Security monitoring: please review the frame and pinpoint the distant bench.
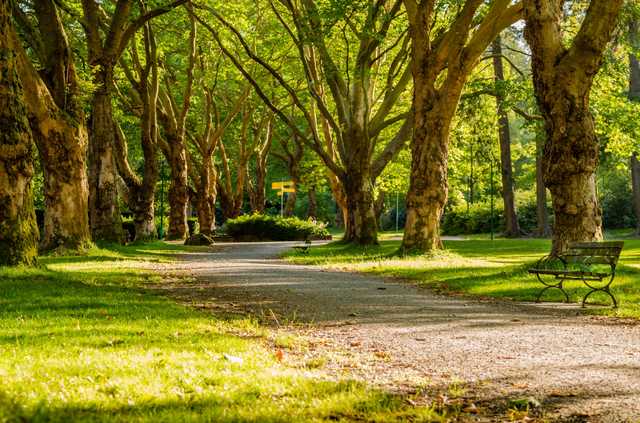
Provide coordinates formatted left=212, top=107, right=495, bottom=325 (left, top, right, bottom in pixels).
left=293, top=235, right=314, bottom=254
left=528, top=241, right=624, bottom=308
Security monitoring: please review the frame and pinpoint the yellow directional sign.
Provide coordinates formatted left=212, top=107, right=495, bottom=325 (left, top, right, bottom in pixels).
left=271, top=182, right=293, bottom=189
left=282, top=188, right=295, bottom=193
left=277, top=192, right=284, bottom=195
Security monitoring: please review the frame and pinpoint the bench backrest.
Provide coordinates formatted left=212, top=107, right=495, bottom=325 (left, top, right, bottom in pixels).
left=565, top=242, right=624, bottom=266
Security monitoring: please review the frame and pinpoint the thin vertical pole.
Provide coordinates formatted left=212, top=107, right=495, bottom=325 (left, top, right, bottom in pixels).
left=490, top=159, right=494, bottom=241
left=160, top=161, right=165, bottom=240
left=281, top=186, right=284, bottom=217
left=396, top=191, right=399, bottom=235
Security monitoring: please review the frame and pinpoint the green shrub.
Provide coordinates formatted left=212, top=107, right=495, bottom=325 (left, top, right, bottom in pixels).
left=441, top=201, right=506, bottom=235
left=226, top=213, right=329, bottom=240
left=441, top=191, right=554, bottom=236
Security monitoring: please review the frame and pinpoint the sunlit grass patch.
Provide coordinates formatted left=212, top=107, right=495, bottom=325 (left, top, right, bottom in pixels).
left=283, top=238, right=640, bottom=318
left=0, top=242, right=444, bottom=422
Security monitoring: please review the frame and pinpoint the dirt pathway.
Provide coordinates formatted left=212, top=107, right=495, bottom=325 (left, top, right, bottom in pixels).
left=162, top=242, right=640, bottom=422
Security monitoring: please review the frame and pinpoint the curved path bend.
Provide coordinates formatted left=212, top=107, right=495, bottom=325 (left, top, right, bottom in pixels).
left=164, top=241, right=640, bottom=422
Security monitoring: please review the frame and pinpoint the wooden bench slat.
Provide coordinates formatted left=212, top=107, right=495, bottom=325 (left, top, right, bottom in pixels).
left=528, top=269, right=608, bottom=278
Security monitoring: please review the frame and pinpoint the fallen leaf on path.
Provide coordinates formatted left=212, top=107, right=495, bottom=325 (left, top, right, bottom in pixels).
left=376, top=352, right=391, bottom=359
left=462, top=405, right=485, bottom=414
left=508, top=410, right=528, bottom=420
left=350, top=342, right=361, bottom=347
left=415, top=338, right=426, bottom=341
left=549, top=391, right=576, bottom=397
left=276, top=350, right=283, bottom=362
left=511, top=383, right=530, bottom=389
left=345, top=320, right=357, bottom=325
left=377, top=287, right=386, bottom=290
left=346, top=312, right=358, bottom=316
left=510, top=318, right=521, bottom=322
left=500, top=356, right=516, bottom=359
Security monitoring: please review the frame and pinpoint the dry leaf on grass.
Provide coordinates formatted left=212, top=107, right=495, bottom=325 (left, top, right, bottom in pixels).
left=276, top=350, right=283, bottom=362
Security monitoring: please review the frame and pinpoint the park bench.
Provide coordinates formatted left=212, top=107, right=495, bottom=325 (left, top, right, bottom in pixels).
left=293, top=235, right=314, bottom=254
left=528, top=241, right=624, bottom=308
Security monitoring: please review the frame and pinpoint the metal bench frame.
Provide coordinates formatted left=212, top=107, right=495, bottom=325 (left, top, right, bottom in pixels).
left=528, top=241, right=624, bottom=308
left=293, top=235, right=313, bottom=254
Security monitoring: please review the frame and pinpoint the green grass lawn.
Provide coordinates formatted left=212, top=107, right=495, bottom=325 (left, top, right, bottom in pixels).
left=0, top=242, right=441, bottom=422
left=283, top=237, right=640, bottom=318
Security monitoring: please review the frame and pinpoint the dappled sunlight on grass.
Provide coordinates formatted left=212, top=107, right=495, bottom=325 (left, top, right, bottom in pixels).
left=0, top=243, right=444, bottom=422
left=283, top=238, right=640, bottom=318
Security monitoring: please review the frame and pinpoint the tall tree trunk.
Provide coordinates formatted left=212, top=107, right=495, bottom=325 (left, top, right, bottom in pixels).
left=12, top=29, right=90, bottom=252
left=628, top=153, right=640, bottom=236
left=343, top=157, right=378, bottom=245
left=17, top=0, right=91, bottom=252
left=493, top=35, right=526, bottom=238
left=88, top=67, right=124, bottom=243
left=283, top=189, right=297, bottom=218
left=334, top=206, right=345, bottom=228
left=628, top=20, right=640, bottom=236
left=191, top=157, right=216, bottom=236
left=0, top=1, right=39, bottom=265
left=167, top=136, right=190, bottom=239
left=403, top=116, right=451, bottom=250
left=523, top=0, right=622, bottom=253
left=534, top=132, right=552, bottom=238
left=469, top=144, right=474, bottom=204
left=374, top=189, right=385, bottom=231
left=306, top=186, right=317, bottom=223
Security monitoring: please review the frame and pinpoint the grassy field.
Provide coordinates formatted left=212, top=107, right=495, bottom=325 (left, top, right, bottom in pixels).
left=0, top=242, right=442, bottom=422
left=283, top=236, right=640, bottom=318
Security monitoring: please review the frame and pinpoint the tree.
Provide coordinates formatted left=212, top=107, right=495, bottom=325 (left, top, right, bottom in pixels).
left=196, top=0, right=414, bottom=245
left=522, top=0, right=624, bottom=253
left=401, top=0, right=523, bottom=251
left=155, top=8, right=197, bottom=239
left=66, top=0, right=187, bottom=243
left=12, top=0, right=91, bottom=252
left=113, top=22, right=160, bottom=241
left=0, top=0, right=38, bottom=265
left=493, top=35, right=526, bottom=238
left=627, top=12, right=640, bottom=236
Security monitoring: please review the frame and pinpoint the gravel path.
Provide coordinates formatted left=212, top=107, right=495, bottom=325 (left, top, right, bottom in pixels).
left=163, top=241, right=640, bottom=422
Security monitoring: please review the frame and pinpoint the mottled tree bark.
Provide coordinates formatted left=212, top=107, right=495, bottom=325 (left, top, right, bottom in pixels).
left=11, top=3, right=90, bottom=252
left=534, top=132, right=552, bottom=238
left=374, top=189, right=385, bottom=231
left=0, top=0, right=38, bottom=265
left=190, top=157, right=216, bottom=237
left=401, top=0, right=523, bottom=251
left=493, top=36, right=526, bottom=238
left=523, top=0, right=622, bottom=253
left=629, top=153, right=640, bottom=236
left=283, top=189, right=298, bottom=218
left=306, top=186, right=317, bottom=223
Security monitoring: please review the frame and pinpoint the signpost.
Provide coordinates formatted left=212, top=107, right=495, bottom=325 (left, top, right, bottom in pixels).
left=271, top=182, right=294, bottom=216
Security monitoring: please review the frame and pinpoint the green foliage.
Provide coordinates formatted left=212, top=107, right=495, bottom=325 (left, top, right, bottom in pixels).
left=226, top=214, right=329, bottom=240
left=441, top=201, right=506, bottom=236
left=599, top=169, right=636, bottom=230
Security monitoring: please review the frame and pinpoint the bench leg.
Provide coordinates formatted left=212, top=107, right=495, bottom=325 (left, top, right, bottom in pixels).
left=581, top=285, right=618, bottom=308
left=536, top=280, right=570, bottom=303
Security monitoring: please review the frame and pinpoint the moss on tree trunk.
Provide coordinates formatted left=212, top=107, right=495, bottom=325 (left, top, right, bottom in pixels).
left=0, top=0, right=39, bottom=265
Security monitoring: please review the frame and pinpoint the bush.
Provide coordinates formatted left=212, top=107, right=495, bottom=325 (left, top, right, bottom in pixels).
left=441, top=201, right=506, bottom=236
left=226, top=213, right=329, bottom=240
